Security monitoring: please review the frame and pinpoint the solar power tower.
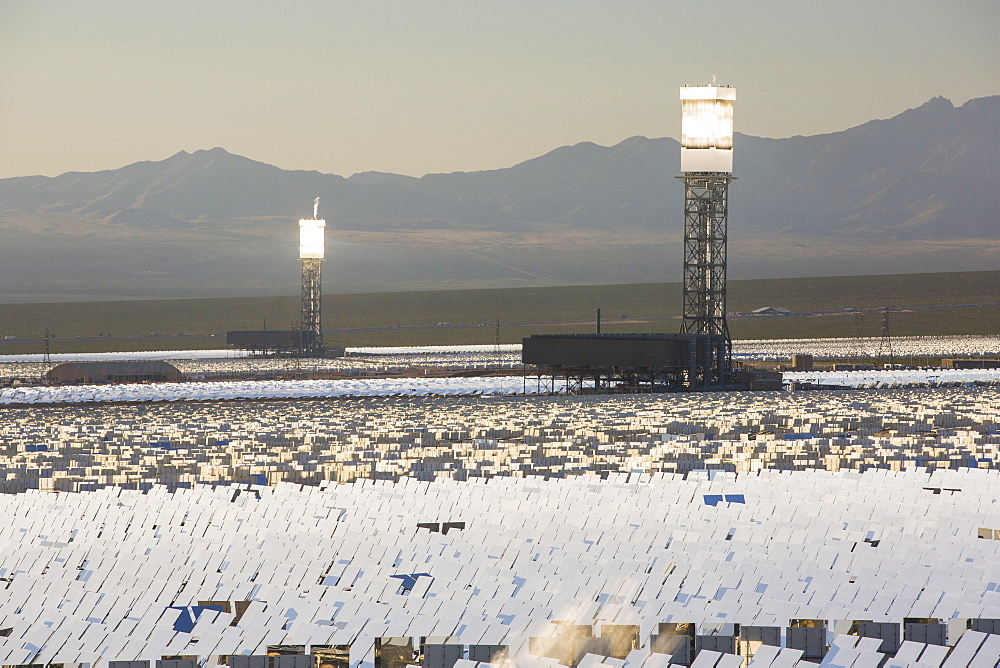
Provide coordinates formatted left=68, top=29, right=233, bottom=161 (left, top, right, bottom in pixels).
left=678, top=81, right=736, bottom=384
left=299, top=197, right=326, bottom=355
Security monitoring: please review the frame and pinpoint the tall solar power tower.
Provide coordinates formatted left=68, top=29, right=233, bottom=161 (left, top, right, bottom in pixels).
left=678, top=81, right=736, bottom=385
left=299, top=197, right=326, bottom=355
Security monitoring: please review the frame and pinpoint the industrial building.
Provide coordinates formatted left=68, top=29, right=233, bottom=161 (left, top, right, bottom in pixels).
left=46, top=361, right=183, bottom=384
left=941, top=359, right=1000, bottom=369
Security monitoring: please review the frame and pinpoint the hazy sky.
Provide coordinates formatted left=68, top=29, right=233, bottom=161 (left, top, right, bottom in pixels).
left=2, top=0, right=998, bottom=179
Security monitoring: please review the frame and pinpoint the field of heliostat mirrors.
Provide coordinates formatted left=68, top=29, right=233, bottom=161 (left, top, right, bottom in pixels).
left=1, top=335, right=1000, bottom=668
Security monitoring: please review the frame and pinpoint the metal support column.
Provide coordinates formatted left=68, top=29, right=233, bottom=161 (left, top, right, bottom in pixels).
left=301, top=258, right=323, bottom=355
left=678, top=172, right=735, bottom=385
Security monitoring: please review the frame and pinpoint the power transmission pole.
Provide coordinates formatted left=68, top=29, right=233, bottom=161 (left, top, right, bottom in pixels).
left=852, top=311, right=866, bottom=363
left=876, top=307, right=894, bottom=366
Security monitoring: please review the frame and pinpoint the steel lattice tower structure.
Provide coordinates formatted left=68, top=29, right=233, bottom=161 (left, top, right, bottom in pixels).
left=299, top=198, right=326, bottom=355
left=678, top=82, right=736, bottom=385
left=301, top=259, right=322, bottom=352
left=876, top=306, right=894, bottom=366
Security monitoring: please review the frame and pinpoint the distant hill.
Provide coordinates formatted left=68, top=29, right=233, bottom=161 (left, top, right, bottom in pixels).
left=736, top=95, right=1000, bottom=238
left=0, top=95, right=998, bottom=301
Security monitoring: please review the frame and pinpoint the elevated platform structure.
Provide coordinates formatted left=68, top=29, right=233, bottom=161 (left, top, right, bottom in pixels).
left=522, top=333, right=730, bottom=392
left=226, top=330, right=344, bottom=358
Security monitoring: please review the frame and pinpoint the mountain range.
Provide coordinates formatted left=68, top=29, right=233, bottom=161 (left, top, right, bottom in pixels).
left=1, top=95, right=998, bottom=301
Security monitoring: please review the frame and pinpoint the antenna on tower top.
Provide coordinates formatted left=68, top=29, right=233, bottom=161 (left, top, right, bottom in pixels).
left=313, top=197, right=320, bottom=219
left=711, top=74, right=718, bottom=86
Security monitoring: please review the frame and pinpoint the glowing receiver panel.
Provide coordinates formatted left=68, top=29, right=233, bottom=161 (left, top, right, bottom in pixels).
left=680, top=85, right=736, bottom=172
left=299, top=219, right=326, bottom=259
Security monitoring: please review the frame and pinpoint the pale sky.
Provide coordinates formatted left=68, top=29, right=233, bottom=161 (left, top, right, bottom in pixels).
left=2, top=0, right=998, bottom=179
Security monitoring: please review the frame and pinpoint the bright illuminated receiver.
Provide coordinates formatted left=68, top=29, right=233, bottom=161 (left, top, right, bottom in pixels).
left=680, top=85, right=735, bottom=173
left=299, top=218, right=326, bottom=259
